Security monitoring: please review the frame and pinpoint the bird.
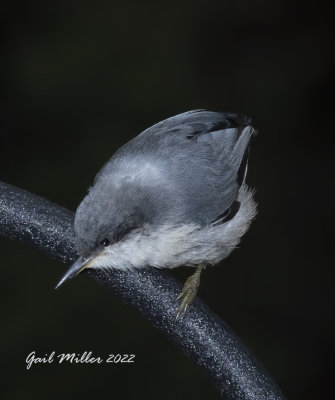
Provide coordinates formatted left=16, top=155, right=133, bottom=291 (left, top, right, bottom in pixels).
left=55, top=110, right=257, bottom=319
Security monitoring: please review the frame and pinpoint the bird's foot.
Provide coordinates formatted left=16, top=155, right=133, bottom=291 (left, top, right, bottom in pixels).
left=175, top=264, right=204, bottom=321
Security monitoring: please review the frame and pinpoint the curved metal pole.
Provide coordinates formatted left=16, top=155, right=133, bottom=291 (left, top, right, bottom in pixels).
left=0, top=181, right=285, bottom=400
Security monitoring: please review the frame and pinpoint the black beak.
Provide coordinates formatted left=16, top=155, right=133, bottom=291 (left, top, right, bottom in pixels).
left=55, top=256, right=94, bottom=289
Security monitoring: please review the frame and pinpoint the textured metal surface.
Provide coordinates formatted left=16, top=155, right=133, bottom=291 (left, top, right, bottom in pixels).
left=0, top=181, right=286, bottom=399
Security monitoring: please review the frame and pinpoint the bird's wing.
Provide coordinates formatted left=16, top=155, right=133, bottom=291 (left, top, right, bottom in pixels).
left=140, top=110, right=255, bottom=225
left=99, top=110, right=255, bottom=226
left=140, top=110, right=252, bottom=170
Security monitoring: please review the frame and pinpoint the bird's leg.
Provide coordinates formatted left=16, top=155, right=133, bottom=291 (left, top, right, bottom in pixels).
left=175, top=263, right=205, bottom=321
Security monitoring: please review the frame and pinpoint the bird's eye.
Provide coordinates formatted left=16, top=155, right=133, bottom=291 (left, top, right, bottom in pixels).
left=100, top=238, right=110, bottom=247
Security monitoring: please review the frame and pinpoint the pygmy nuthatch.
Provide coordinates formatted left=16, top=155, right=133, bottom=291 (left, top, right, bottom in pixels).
left=56, top=110, right=257, bottom=319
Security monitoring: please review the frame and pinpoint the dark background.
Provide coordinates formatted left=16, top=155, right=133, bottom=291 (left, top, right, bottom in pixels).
left=1, top=1, right=334, bottom=399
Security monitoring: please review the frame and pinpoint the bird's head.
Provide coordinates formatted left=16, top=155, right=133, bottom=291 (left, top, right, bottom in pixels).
left=55, top=179, right=147, bottom=289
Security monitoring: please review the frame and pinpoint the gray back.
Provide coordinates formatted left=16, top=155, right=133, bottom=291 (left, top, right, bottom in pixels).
left=94, top=110, right=255, bottom=226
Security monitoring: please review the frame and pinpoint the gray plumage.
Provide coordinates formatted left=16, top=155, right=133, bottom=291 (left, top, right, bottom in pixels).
left=73, top=110, right=257, bottom=271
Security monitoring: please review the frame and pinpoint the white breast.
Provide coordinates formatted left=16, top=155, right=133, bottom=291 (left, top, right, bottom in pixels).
left=88, top=184, right=257, bottom=271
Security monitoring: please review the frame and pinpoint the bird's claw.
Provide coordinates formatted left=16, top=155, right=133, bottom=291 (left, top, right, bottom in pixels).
left=174, top=274, right=200, bottom=322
